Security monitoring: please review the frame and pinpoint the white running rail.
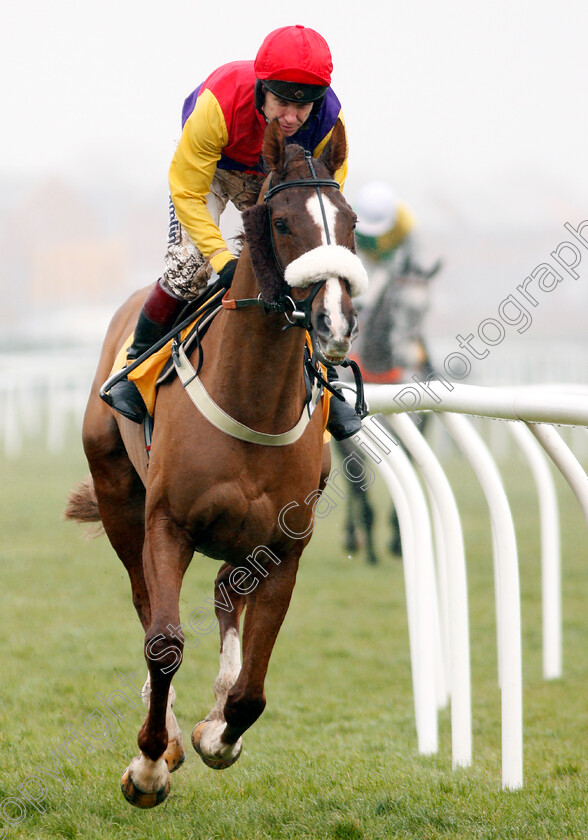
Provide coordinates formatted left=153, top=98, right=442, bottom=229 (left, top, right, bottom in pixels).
left=339, top=380, right=588, bottom=791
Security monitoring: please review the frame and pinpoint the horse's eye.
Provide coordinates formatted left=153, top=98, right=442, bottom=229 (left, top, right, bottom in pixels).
left=273, top=219, right=290, bottom=235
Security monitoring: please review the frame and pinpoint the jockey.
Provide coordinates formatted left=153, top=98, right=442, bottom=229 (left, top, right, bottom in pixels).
left=353, top=181, right=416, bottom=299
left=352, top=180, right=439, bottom=382
left=103, top=24, right=361, bottom=439
left=353, top=180, right=438, bottom=303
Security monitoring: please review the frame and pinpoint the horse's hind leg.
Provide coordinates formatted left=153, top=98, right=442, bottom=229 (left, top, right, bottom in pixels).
left=192, top=563, right=246, bottom=769
left=83, top=404, right=151, bottom=627
left=194, top=552, right=300, bottom=768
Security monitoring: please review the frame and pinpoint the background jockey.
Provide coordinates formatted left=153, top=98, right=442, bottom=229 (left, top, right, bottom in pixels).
left=353, top=181, right=418, bottom=309
left=104, top=24, right=361, bottom=440
left=351, top=180, right=441, bottom=383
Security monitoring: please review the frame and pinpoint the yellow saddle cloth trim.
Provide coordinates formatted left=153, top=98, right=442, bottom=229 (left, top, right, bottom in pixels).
left=112, top=327, right=188, bottom=417
left=111, top=325, right=331, bottom=439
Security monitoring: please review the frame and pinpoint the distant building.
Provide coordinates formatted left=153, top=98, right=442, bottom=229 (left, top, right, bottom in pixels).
left=29, top=238, right=125, bottom=304
left=3, top=178, right=127, bottom=309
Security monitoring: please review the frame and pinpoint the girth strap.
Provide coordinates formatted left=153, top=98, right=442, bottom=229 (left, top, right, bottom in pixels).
left=172, top=342, right=323, bottom=446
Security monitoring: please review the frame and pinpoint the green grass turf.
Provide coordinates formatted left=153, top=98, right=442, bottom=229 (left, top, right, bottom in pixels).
left=0, top=434, right=587, bottom=839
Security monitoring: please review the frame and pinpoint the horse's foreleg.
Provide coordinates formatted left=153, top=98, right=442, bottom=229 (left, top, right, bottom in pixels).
left=348, top=479, right=378, bottom=565
left=359, top=488, right=378, bottom=565
left=141, top=675, right=185, bottom=772
left=193, top=563, right=246, bottom=769
left=344, top=489, right=360, bottom=554
left=333, top=441, right=359, bottom=554
left=195, top=553, right=300, bottom=768
left=121, top=518, right=191, bottom=809
left=389, top=505, right=402, bottom=556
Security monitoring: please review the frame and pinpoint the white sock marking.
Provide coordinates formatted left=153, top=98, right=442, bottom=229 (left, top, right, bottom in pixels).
left=212, top=627, right=241, bottom=716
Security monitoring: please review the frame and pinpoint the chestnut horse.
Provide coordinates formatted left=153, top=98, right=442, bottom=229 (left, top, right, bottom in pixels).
left=65, top=119, right=367, bottom=808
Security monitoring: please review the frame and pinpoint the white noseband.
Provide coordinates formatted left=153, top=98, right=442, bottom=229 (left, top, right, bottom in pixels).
left=284, top=245, right=369, bottom=297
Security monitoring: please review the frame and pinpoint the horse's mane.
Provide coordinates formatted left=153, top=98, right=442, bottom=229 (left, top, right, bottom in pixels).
left=233, top=232, right=246, bottom=254
left=240, top=206, right=288, bottom=303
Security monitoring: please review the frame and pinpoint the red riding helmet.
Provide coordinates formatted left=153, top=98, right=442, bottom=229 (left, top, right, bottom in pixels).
left=254, top=25, right=332, bottom=103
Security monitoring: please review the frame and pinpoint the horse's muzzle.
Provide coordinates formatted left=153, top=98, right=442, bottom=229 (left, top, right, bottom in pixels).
left=313, top=308, right=359, bottom=364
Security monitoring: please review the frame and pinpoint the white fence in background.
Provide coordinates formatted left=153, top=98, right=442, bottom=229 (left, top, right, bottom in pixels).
left=342, top=381, right=588, bottom=792
left=0, top=350, right=96, bottom=456
left=1, top=339, right=587, bottom=458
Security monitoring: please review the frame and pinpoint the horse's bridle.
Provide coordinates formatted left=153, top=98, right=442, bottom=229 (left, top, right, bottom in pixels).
left=262, top=150, right=341, bottom=330
left=264, top=149, right=340, bottom=267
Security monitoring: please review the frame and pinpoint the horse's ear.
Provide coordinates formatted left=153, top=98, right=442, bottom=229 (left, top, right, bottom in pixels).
left=319, top=118, right=347, bottom=177
left=241, top=204, right=289, bottom=303
left=262, top=119, right=286, bottom=173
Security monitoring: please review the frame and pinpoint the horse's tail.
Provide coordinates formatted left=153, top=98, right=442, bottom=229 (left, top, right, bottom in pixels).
left=64, top=475, right=104, bottom=536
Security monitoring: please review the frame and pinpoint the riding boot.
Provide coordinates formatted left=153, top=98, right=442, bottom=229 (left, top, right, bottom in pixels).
left=325, top=365, right=363, bottom=441
left=101, top=280, right=186, bottom=423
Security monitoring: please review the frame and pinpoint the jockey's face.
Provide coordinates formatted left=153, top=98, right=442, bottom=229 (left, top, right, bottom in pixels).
left=262, top=90, right=313, bottom=137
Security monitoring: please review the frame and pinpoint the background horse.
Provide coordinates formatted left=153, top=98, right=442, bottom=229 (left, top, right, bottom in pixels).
left=65, top=119, right=367, bottom=808
left=334, top=256, right=441, bottom=564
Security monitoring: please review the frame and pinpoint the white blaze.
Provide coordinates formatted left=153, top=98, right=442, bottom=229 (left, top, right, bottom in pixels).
left=323, top=278, right=347, bottom=340
left=306, top=193, right=346, bottom=338
left=306, top=193, right=339, bottom=246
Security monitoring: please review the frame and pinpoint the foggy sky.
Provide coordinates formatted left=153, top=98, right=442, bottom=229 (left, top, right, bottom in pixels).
left=3, top=0, right=588, bottom=345
left=4, top=0, right=587, bottom=214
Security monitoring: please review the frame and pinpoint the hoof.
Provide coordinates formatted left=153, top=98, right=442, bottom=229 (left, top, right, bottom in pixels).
left=121, top=761, right=171, bottom=809
left=192, top=720, right=242, bottom=770
left=344, top=534, right=359, bottom=553
left=164, top=736, right=186, bottom=773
